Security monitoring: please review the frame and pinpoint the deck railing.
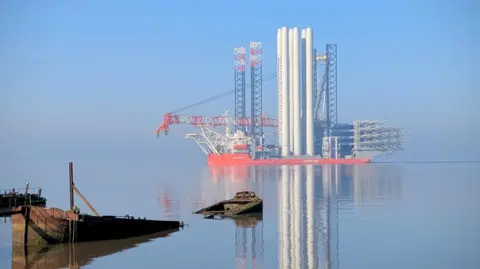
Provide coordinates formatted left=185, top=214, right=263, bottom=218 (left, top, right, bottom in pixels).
left=0, top=187, right=43, bottom=197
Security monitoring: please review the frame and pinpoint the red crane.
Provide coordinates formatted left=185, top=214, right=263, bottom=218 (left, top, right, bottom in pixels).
left=155, top=72, right=278, bottom=137
left=155, top=112, right=277, bottom=137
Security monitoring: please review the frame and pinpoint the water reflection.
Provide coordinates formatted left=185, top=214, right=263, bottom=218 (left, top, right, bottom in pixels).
left=233, top=214, right=264, bottom=269
left=279, top=164, right=402, bottom=269
left=339, top=165, right=402, bottom=209
left=2, top=217, right=10, bottom=224
left=158, top=183, right=181, bottom=220
left=197, top=167, right=266, bottom=269
left=161, top=164, right=402, bottom=269
left=199, top=166, right=266, bottom=208
left=11, top=229, right=180, bottom=269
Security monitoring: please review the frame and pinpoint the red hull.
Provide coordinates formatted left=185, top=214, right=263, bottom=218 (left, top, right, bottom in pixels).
left=208, top=153, right=370, bottom=166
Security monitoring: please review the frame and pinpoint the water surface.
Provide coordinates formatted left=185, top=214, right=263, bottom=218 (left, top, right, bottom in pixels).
left=1, top=162, right=479, bottom=269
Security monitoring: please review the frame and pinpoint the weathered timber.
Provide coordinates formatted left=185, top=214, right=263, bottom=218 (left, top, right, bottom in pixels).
left=193, top=191, right=263, bottom=218
left=12, top=205, right=184, bottom=246
left=12, top=229, right=179, bottom=269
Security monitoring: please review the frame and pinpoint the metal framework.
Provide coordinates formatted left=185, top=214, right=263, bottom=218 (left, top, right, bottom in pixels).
left=155, top=112, right=277, bottom=136
left=250, top=41, right=263, bottom=155
left=315, top=53, right=327, bottom=122
left=234, top=47, right=246, bottom=132
left=326, top=44, right=338, bottom=136
left=313, top=52, right=328, bottom=155
left=313, top=48, right=318, bottom=116
left=184, top=126, right=228, bottom=155
left=352, top=120, right=403, bottom=156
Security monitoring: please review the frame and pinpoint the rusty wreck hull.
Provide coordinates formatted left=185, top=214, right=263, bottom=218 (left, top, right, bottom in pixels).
left=0, top=195, right=46, bottom=217
left=194, top=200, right=263, bottom=217
left=225, top=200, right=263, bottom=216
left=12, top=206, right=183, bottom=246
left=193, top=191, right=264, bottom=217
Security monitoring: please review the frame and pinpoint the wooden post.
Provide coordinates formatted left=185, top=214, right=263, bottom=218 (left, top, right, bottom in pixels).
left=73, top=185, right=100, bottom=216
left=69, top=162, right=74, bottom=210
left=24, top=182, right=30, bottom=206
left=24, top=182, right=30, bottom=195
left=67, top=161, right=100, bottom=216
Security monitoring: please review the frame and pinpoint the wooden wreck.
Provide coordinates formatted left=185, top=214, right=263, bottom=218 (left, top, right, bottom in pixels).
left=12, top=162, right=184, bottom=246
left=193, top=191, right=263, bottom=219
left=0, top=183, right=47, bottom=216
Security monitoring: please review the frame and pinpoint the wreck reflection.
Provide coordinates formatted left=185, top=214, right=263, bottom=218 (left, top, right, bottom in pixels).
left=11, top=229, right=180, bottom=269
left=204, top=167, right=266, bottom=269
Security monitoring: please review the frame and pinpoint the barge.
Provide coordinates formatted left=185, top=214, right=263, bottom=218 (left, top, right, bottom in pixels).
left=12, top=205, right=183, bottom=246
left=12, top=162, right=184, bottom=246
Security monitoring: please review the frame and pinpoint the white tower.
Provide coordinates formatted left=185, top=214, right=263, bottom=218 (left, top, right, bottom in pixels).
left=305, top=27, right=315, bottom=156
left=277, top=26, right=315, bottom=157
left=280, top=27, right=290, bottom=157
left=288, top=29, right=295, bottom=154
left=292, top=28, right=302, bottom=156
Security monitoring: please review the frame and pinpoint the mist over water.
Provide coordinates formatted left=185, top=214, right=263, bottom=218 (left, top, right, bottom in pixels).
left=1, top=161, right=479, bottom=269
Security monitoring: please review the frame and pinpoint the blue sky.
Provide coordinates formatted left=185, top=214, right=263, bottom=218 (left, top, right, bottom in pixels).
left=1, top=0, right=478, bottom=161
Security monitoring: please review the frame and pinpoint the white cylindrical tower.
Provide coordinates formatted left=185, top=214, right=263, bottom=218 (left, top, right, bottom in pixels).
left=301, top=29, right=307, bottom=155
left=305, top=27, right=315, bottom=156
left=280, top=27, right=290, bottom=157
left=277, top=28, right=283, bottom=149
left=288, top=28, right=294, bottom=154
left=292, top=27, right=302, bottom=156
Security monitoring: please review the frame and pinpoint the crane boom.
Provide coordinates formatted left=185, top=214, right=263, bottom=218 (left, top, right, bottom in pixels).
left=156, top=50, right=329, bottom=137
left=170, top=72, right=277, bottom=114
left=166, top=49, right=328, bottom=116
left=155, top=113, right=277, bottom=136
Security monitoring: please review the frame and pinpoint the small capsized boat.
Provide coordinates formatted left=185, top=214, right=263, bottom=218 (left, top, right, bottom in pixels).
left=193, top=191, right=263, bottom=218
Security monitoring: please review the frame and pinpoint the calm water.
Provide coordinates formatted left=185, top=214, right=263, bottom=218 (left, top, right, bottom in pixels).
left=1, top=162, right=479, bottom=269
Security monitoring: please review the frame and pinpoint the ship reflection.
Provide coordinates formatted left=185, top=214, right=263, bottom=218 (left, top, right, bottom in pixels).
left=279, top=164, right=403, bottom=269
left=202, top=166, right=265, bottom=208
left=206, top=167, right=266, bottom=269
left=11, top=229, right=180, bottom=269
left=233, top=214, right=264, bottom=269
left=205, top=164, right=402, bottom=269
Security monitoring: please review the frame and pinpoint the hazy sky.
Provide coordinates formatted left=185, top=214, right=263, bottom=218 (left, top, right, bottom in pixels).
left=1, top=0, right=478, bottom=162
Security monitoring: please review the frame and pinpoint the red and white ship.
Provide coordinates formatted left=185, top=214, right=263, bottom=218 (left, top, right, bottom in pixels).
left=155, top=111, right=372, bottom=166
left=154, top=41, right=402, bottom=165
